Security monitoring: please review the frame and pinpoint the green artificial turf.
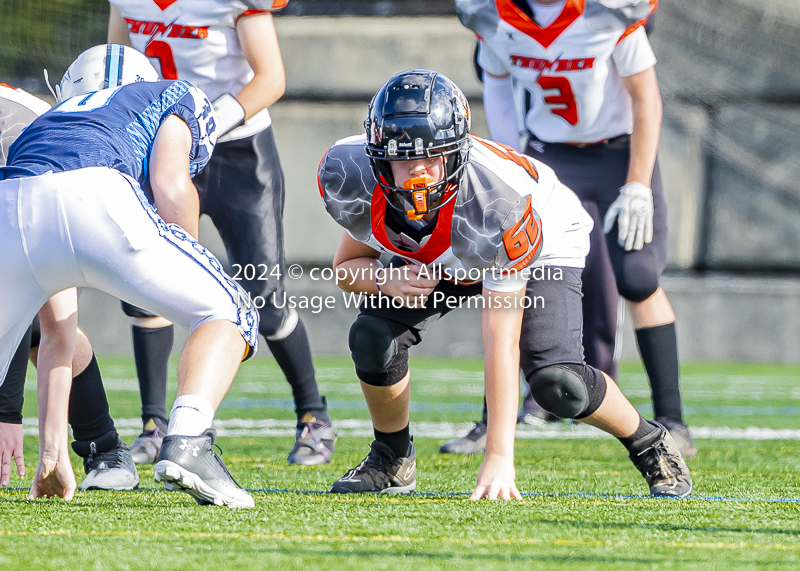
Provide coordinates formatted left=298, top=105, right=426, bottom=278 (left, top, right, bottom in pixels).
left=2, top=357, right=799, bottom=570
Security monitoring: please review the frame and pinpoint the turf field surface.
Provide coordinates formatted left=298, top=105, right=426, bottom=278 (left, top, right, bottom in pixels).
left=1, top=357, right=799, bottom=570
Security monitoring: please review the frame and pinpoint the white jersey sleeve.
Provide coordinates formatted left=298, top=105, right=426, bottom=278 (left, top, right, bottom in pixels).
left=611, top=26, right=656, bottom=77
left=477, top=41, right=510, bottom=76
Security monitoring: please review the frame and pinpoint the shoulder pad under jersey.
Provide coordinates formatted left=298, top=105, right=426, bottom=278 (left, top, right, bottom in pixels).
left=584, top=0, right=656, bottom=33
left=318, top=136, right=376, bottom=242
left=455, top=0, right=501, bottom=40
left=452, top=161, right=540, bottom=271
left=241, top=0, right=289, bottom=11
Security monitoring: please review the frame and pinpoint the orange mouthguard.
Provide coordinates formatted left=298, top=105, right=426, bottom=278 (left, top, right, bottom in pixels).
left=404, top=175, right=435, bottom=221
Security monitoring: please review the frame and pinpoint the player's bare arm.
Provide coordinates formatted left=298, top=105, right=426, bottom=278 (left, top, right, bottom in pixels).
left=471, top=286, right=525, bottom=501
left=29, top=289, right=80, bottom=501
left=149, top=115, right=200, bottom=239
left=107, top=5, right=133, bottom=47
left=333, top=233, right=439, bottom=305
left=235, top=12, right=286, bottom=120
left=603, top=68, right=662, bottom=251
left=622, top=66, right=662, bottom=188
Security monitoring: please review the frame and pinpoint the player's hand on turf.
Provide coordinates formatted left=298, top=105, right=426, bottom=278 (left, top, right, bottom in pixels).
left=470, top=453, right=521, bottom=501
left=28, top=449, right=76, bottom=501
left=379, top=264, right=439, bottom=307
left=0, top=422, right=25, bottom=486
left=603, top=181, right=654, bottom=251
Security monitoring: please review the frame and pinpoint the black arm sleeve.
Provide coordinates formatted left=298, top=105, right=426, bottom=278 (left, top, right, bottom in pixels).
left=0, top=325, right=31, bottom=424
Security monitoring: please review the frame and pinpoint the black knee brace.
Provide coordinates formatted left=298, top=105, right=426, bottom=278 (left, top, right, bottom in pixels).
left=528, top=363, right=607, bottom=419
left=348, top=315, right=408, bottom=386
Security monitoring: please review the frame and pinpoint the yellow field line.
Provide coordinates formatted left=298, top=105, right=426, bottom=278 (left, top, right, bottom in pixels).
left=0, top=529, right=797, bottom=551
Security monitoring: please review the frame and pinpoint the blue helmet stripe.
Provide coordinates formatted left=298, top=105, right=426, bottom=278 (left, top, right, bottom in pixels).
left=105, top=44, right=124, bottom=89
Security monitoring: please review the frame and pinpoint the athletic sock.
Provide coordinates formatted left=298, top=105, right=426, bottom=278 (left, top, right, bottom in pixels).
left=297, top=396, right=332, bottom=427
left=617, top=415, right=659, bottom=452
left=69, top=354, right=116, bottom=442
left=71, top=429, right=120, bottom=458
left=131, top=324, right=173, bottom=430
left=374, top=424, right=411, bottom=458
left=635, top=323, right=684, bottom=423
left=264, top=318, right=328, bottom=423
left=481, top=396, right=488, bottom=425
left=168, top=395, right=215, bottom=436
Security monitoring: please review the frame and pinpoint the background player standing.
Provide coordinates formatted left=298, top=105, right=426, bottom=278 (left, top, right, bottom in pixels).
left=107, top=0, right=336, bottom=465
left=449, top=0, right=696, bottom=457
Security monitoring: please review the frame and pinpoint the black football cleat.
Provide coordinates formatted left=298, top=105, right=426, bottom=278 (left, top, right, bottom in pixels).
left=330, top=440, right=416, bottom=494
left=154, top=428, right=254, bottom=508
left=74, top=432, right=140, bottom=491
left=628, top=421, right=693, bottom=498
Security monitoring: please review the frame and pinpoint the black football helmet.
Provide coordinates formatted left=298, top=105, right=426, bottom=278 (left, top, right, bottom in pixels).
left=365, top=69, right=472, bottom=220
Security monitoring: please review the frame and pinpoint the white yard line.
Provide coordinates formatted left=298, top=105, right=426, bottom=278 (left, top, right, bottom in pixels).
left=19, top=418, right=800, bottom=440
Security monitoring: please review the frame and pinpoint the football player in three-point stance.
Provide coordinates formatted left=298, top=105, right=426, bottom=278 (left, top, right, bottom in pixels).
left=447, top=0, right=696, bottom=458
left=318, top=70, right=691, bottom=498
left=0, top=45, right=259, bottom=507
left=0, top=83, right=138, bottom=492
left=107, top=0, right=336, bottom=466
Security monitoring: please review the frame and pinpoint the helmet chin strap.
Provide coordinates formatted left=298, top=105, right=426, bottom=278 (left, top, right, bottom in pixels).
left=403, top=174, right=437, bottom=221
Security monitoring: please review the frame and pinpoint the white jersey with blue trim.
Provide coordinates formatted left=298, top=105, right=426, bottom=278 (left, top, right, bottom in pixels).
left=0, top=80, right=216, bottom=184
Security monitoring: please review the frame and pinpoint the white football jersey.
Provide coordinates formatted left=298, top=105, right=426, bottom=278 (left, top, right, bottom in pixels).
left=458, top=0, right=657, bottom=143
left=109, top=0, right=286, bottom=141
left=0, top=84, right=51, bottom=166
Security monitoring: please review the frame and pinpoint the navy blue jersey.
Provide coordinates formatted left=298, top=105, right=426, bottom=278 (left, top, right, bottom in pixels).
left=0, top=80, right=216, bottom=183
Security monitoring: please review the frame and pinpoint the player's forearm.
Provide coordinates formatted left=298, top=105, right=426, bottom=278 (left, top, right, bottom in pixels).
left=481, top=291, right=524, bottom=457
left=334, top=258, right=384, bottom=295
left=235, top=72, right=285, bottom=120
left=625, top=70, right=662, bottom=187
left=235, top=12, right=286, bottom=119
left=36, top=324, right=75, bottom=456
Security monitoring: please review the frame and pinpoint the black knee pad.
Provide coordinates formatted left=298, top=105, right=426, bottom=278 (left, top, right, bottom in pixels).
left=616, top=268, right=660, bottom=303
left=121, top=300, right=159, bottom=318
left=348, top=315, right=408, bottom=386
left=528, top=363, right=607, bottom=419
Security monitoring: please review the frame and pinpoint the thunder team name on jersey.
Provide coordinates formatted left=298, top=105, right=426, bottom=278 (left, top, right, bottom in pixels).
left=109, top=0, right=287, bottom=141
left=1, top=80, right=216, bottom=184
left=457, top=0, right=658, bottom=143
left=318, top=134, right=592, bottom=291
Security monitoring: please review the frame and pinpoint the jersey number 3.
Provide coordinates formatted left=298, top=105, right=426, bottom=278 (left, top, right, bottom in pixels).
left=537, top=76, right=579, bottom=126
